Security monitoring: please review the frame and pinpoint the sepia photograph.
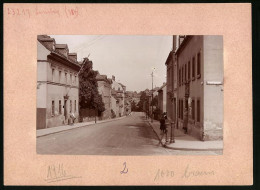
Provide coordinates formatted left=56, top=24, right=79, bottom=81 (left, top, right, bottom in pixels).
left=4, top=3, right=253, bottom=186
left=36, top=35, right=223, bottom=155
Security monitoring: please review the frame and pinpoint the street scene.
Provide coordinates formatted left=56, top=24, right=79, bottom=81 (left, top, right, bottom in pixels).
left=37, top=35, right=223, bottom=155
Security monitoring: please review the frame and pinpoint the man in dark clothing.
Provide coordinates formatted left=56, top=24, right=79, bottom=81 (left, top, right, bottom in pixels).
left=159, top=113, right=168, bottom=146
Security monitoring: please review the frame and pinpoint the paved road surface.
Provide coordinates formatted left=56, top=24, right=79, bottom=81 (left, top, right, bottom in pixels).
left=37, top=112, right=220, bottom=155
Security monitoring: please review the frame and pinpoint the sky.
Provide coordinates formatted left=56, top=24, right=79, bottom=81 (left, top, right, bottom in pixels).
left=51, top=35, right=173, bottom=92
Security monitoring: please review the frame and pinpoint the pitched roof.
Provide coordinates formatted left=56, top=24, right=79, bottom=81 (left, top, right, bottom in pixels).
left=118, top=83, right=126, bottom=87
left=96, top=73, right=108, bottom=81
left=55, top=44, right=68, bottom=49
left=158, top=83, right=167, bottom=91
left=37, top=35, right=55, bottom=51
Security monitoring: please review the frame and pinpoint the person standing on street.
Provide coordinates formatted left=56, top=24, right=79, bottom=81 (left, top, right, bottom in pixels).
left=159, top=113, right=169, bottom=145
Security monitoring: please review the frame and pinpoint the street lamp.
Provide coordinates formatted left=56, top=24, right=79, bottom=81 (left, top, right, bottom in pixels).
left=151, top=67, right=155, bottom=123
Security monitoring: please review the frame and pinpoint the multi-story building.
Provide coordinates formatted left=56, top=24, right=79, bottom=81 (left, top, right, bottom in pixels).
left=96, top=72, right=112, bottom=119
left=165, top=35, right=223, bottom=141
left=157, top=83, right=167, bottom=115
left=111, top=76, right=126, bottom=117
left=37, top=35, right=81, bottom=129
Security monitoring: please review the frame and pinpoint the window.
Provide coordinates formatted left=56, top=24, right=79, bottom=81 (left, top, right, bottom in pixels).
left=70, top=74, right=72, bottom=84
left=52, top=100, right=55, bottom=116
left=182, top=67, right=184, bottom=85
left=70, top=100, right=72, bottom=113
left=59, top=71, right=61, bottom=83
left=179, top=69, right=181, bottom=86
left=179, top=99, right=182, bottom=119
left=65, top=73, right=67, bottom=84
left=192, top=100, right=195, bottom=119
left=192, top=57, right=195, bottom=79
left=59, top=100, right=62, bottom=114
left=52, top=69, right=55, bottom=82
left=75, top=100, right=77, bottom=112
left=197, top=52, right=201, bottom=77
left=178, top=100, right=180, bottom=118
left=181, top=99, right=183, bottom=119
left=172, top=66, right=175, bottom=89
left=75, top=75, right=77, bottom=85
left=185, top=64, right=187, bottom=82
left=197, top=99, right=200, bottom=122
left=188, top=61, right=191, bottom=80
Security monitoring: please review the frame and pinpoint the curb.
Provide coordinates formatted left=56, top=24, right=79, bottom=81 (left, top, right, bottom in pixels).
left=37, top=116, right=127, bottom=138
left=146, top=120, right=223, bottom=152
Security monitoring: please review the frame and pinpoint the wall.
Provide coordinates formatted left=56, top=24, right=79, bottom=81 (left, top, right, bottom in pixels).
left=158, top=90, right=163, bottom=114
left=166, top=60, right=174, bottom=121
left=177, top=36, right=204, bottom=140
left=162, top=85, right=167, bottom=113
left=37, top=41, right=50, bottom=61
left=111, top=80, right=125, bottom=116
left=111, top=96, right=119, bottom=117
left=203, top=36, right=223, bottom=140
left=97, top=80, right=112, bottom=119
left=37, top=42, right=49, bottom=129
left=46, top=84, right=79, bottom=128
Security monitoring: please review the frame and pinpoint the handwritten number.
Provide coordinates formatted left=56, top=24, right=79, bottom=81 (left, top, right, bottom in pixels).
left=120, top=162, right=128, bottom=174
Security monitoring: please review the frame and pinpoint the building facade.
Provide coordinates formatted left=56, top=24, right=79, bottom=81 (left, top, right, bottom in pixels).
left=157, top=83, right=167, bottom=115
left=37, top=35, right=81, bottom=129
left=166, top=35, right=223, bottom=141
left=111, top=76, right=126, bottom=117
left=96, top=73, right=112, bottom=119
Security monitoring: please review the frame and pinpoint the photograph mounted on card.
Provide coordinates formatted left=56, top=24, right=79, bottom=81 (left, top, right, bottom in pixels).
left=4, top=3, right=252, bottom=186
left=36, top=35, right=223, bottom=156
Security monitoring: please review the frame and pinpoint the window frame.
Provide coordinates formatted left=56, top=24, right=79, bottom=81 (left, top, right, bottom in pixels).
left=51, top=100, right=55, bottom=116
left=192, top=56, right=196, bottom=80
left=196, top=99, right=200, bottom=122
left=188, top=60, right=191, bottom=81
left=65, top=72, right=67, bottom=84
left=70, top=100, right=72, bottom=113
left=197, top=51, right=201, bottom=79
left=52, top=68, right=55, bottom=82
left=59, top=100, right=62, bottom=114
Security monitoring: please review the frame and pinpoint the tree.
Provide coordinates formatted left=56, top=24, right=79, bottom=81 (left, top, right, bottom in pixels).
left=79, top=58, right=105, bottom=116
left=137, top=91, right=149, bottom=112
left=151, top=95, right=158, bottom=107
left=131, top=101, right=137, bottom=111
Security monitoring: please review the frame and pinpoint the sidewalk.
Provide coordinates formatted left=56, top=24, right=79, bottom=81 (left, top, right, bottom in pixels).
left=37, top=116, right=126, bottom=137
left=146, top=119, right=223, bottom=151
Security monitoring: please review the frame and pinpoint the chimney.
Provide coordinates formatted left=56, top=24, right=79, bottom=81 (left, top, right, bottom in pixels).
left=37, top=35, right=56, bottom=51
left=68, top=53, right=77, bottom=62
left=55, top=44, right=69, bottom=58
left=112, top=75, right=115, bottom=81
left=173, top=35, right=177, bottom=52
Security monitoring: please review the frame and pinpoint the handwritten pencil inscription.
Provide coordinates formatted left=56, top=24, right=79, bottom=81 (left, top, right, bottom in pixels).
left=182, top=164, right=215, bottom=178
left=154, top=169, right=174, bottom=181
left=120, top=162, right=128, bottom=174
left=45, top=163, right=81, bottom=183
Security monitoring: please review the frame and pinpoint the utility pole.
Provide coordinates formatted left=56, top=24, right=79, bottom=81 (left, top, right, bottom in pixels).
left=151, top=71, right=154, bottom=123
